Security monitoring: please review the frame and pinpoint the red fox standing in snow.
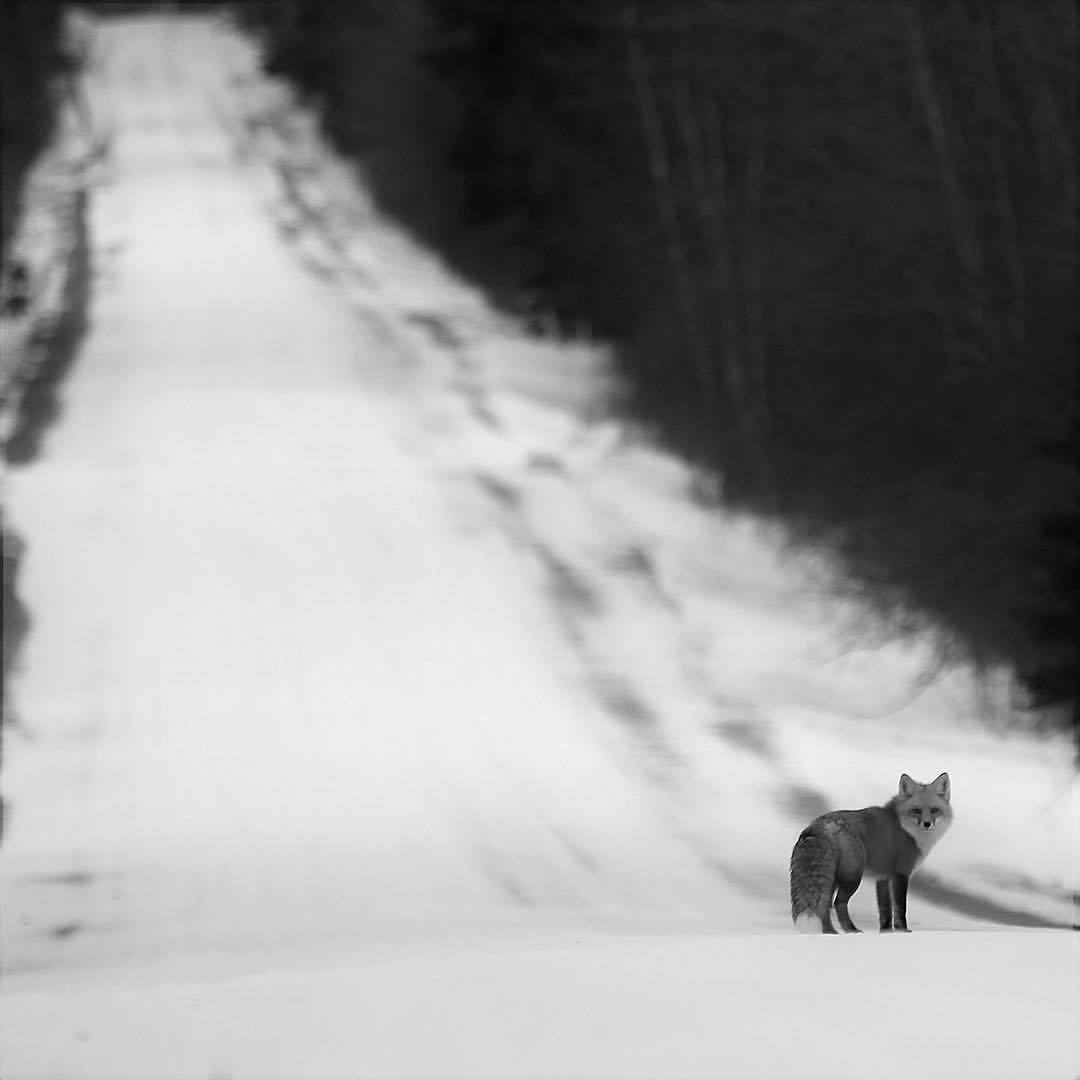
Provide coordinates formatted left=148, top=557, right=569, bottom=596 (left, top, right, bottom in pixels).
left=790, top=773, right=952, bottom=933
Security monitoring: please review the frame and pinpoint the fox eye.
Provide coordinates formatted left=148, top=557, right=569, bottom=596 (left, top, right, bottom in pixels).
left=930, top=807, right=940, bottom=816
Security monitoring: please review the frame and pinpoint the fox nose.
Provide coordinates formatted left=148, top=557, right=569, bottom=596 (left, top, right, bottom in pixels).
left=921, top=820, right=934, bottom=829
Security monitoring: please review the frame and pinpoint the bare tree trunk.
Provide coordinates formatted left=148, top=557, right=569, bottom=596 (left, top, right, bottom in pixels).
left=670, top=80, right=742, bottom=399
left=671, top=66, right=771, bottom=497
left=980, top=8, right=1026, bottom=357
left=741, top=43, right=773, bottom=497
left=621, top=2, right=715, bottom=407
left=902, top=1, right=987, bottom=321
left=1007, top=3, right=1078, bottom=242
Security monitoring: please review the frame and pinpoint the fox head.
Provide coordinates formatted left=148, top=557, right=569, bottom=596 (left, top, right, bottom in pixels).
left=897, top=772, right=952, bottom=854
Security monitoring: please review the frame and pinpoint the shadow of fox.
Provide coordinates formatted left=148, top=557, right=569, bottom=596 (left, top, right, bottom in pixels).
left=790, top=773, right=952, bottom=933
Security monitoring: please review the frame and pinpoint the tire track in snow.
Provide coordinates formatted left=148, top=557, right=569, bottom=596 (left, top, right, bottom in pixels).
left=471, top=468, right=689, bottom=788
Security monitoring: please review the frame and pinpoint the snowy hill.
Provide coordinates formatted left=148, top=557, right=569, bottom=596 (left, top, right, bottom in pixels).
left=1, top=12, right=1076, bottom=1079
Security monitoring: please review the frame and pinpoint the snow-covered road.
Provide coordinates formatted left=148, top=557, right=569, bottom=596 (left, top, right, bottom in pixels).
left=2, top=13, right=1077, bottom=1080
left=2, top=13, right=739, bottom=966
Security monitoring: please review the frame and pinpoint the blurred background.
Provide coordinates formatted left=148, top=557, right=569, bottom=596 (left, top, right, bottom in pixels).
left=3, top=0, right=1077, bottom=752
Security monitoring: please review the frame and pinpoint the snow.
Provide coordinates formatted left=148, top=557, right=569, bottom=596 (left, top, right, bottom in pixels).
left=9, top=931, right=1077, bottom=1080
left=1, top=12, right=1077, bottom=1080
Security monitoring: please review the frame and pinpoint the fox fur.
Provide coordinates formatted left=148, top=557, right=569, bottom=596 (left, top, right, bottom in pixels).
left=790, top=772, right=952, bottom=934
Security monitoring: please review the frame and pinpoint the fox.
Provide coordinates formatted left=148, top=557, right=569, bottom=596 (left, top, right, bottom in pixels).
left=790, top=772, right=952, bottom=934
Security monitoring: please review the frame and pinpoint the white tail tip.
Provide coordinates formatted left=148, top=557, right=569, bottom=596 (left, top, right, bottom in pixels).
left=794, top=912, right=820, bottom=935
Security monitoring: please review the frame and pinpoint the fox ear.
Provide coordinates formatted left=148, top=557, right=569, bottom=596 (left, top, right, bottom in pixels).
left=898, top=773, right=916, bottom=797
left=932, top=772, right=950, bottom=801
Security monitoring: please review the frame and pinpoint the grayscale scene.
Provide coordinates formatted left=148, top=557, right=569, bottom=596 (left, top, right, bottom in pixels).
left=1, top=2, right=1077, bottom=1077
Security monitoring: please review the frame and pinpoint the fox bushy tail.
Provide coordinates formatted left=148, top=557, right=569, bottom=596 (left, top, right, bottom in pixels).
left=790, top=825, right=837, bottom=932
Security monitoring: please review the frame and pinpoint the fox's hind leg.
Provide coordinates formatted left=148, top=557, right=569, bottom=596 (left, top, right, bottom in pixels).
left=833, top=874, right=862, bottom=933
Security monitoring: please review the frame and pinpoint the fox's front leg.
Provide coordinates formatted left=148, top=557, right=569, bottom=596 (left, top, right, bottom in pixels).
left=878, top=875, right=911, bottom=932
left=890, top=874, right=910, bottom=931
left=876, top=880, right=892, bottom=930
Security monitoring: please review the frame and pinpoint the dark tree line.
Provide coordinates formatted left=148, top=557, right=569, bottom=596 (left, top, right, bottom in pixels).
left=228, top=2, right=1080, bottom=746
left=0, top=0, right=68, bottom=261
